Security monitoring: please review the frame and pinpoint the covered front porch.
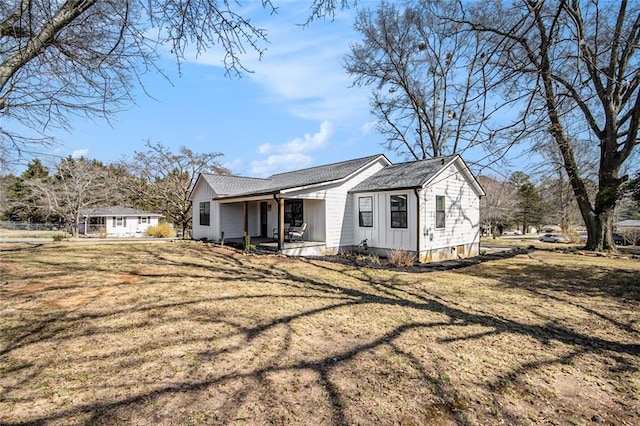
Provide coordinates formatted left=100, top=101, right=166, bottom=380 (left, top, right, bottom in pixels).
left=217, top=195, right=326, bottom=255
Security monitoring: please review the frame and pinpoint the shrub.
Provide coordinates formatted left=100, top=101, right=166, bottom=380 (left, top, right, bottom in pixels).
left=52, top=233, right=67, bottom=241
left=616, top=227, right=640, bottom=246
left=145, top=222, right=176, bottom=238
left=357, top=253, right=380, bottom=265
left=243, top=232, right=255, bottom=252
left=565, top=228, right=580, bottom=243
left=386, top=249, right=416, bottom=267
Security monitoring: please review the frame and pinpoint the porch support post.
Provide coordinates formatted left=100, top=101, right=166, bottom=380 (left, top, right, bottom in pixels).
left=243, top=201, right=248, bottom=235
left=274, top=194, right=284, bottom=251
left=414, top=188, right=421, bottom=262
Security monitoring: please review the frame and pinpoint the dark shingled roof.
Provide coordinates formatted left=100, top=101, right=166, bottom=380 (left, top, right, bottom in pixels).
left=350, top=156, right=456, bottom=192
left=267, top=154, right=385, bottom=189
left=201, top=174, right=273, bottom=196
left=201, top=154, right=387, bottom=198
left=80, top=206, right=163, bottom=217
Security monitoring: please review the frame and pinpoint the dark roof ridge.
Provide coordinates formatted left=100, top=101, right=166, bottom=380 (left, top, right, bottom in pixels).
left=200, top=173, right=272, bottom=182
left=268, top=153, right=385, bottom=178
left=387, top=154, right=457, bottom=167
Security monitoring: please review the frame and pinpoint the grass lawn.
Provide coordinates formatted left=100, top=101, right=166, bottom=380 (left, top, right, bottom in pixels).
left=0, top=229, right=71, bottom=239
left=1, top=241, right=638, bottom=425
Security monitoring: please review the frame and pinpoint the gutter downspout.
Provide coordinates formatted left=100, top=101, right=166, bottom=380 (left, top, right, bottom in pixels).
left=414, top=188, right=421, bottom=263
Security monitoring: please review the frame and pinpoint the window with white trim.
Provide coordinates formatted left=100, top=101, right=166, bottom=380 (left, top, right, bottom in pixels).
left=284, top=200, right=303, bottom=226
left=436, top=195, right=446, bottom=228
left=358, top=196, right=373, bottom=227
left=199, top=202, right=210, bottom=226
left=390, top=195, right=407, bottom=228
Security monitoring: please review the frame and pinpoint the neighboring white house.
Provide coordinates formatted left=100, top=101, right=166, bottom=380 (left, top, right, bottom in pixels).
left=189, top=154, right=485, bottom=262
left=79, top=206, right=163, bottom=237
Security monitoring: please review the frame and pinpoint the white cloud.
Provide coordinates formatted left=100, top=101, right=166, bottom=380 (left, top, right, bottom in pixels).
left=71, top=148, right=89, bottom=158
left=248, top=121, right=334, bottom=176
left=361, top=121, right=377, bottom=135
left=222, top=158, right=244, bottom=173
left=259, top=121, right=333, bottom=155
left=186, top=5, right=371, bottom=123
left=257, top=143, right=272, bottom=155
left=250, top=153, right=313, bottom=177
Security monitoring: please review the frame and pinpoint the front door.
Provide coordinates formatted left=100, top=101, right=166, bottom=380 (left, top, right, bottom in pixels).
left=260, top=202, right=268, bottom=237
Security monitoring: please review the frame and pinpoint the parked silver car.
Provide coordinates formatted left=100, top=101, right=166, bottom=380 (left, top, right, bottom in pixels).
left=538, top=233, right=570, bottom=243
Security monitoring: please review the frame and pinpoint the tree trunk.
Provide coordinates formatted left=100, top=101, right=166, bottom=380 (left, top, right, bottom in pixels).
left=540, top=73, right=619, bottom=252
left=72, top=212, right=80, bottom=238
left=581, top=170, right=620, bottom=251
left=583, top=209, right=615, bottom=251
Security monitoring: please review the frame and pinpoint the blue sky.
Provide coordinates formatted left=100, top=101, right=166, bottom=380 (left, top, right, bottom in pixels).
left=23, top=3, right=388, bottom=177
left=14, top=2, right=528, bottom=178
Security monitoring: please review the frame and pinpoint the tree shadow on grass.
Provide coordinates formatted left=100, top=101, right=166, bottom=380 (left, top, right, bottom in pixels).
left=1, top=245, right=639, bottom=425
left=465, top=253, right=640, bottom=301
left=464, top=253, right=640, bottom=336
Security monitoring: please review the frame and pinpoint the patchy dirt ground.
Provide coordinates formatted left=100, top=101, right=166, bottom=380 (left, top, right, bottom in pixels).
left=0, top=241, right=638, bottom=425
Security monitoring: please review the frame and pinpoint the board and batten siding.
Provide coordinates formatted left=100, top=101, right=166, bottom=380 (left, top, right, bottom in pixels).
left=353, top=191, right=417, bottom=252
left=305, top=158, right=388, bottom=250
left=352, top=160, right=481, bottom=262
left=190, top=178, right=220, bottom=241
left=420, top=161, right=481, bottom=260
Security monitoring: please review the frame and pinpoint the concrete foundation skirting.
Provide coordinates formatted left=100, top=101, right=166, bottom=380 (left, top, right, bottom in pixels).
left=280, top=243, right=327, bottom=257
left=259, top=239, right=480, bottom=264
left=418, top=242, right=480, bottom=263
left=341, top=242, right=480, bottom=264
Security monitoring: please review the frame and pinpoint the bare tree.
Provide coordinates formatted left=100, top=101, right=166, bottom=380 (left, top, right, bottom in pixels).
left=534, top=137, right=597, bottom=232
left=478, top=175, right=518, bottom=236
left=344, top=0, right=491, bottom=160
left=461, top=1, right=640, bottom=251
left=627, top=171, right=640, bottom=209
left=123, top=141, right=227, bottom=237
left=615, top=226, right=640, bottom=246
left=0, top=0, right=347, bottom=165
left=28, top=157, right=119, bottom=236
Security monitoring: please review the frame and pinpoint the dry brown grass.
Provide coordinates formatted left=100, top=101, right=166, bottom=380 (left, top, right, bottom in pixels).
left=386, top=249, right=417, bottom=267
left=0, top=241, right=639, bottom=425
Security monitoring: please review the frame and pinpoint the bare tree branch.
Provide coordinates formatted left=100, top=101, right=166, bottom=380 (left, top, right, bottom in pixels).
left=122, top=141, right=226, bottom=237
left=461, top=0, right=640, bottom=251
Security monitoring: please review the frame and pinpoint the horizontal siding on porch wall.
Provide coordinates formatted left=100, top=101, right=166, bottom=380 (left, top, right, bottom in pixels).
left=220, top=203, right=244, bottom=239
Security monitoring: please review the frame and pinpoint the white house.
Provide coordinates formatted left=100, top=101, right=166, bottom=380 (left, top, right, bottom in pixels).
left=189, top=154, right=485, bottom=262
left=79, top=206, right=163, bottom=237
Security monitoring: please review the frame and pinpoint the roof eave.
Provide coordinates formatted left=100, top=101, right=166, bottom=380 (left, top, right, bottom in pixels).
left=216, top=190, right=281, bottom=203
left=187, top=173, right=205, bottom=201
left=421, top=155, right=485, bottom=197
left=349, top=185, right=422, bottom=194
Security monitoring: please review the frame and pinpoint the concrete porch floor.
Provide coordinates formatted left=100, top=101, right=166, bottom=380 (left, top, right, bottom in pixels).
left=226, top=237, right=327, bottom=256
